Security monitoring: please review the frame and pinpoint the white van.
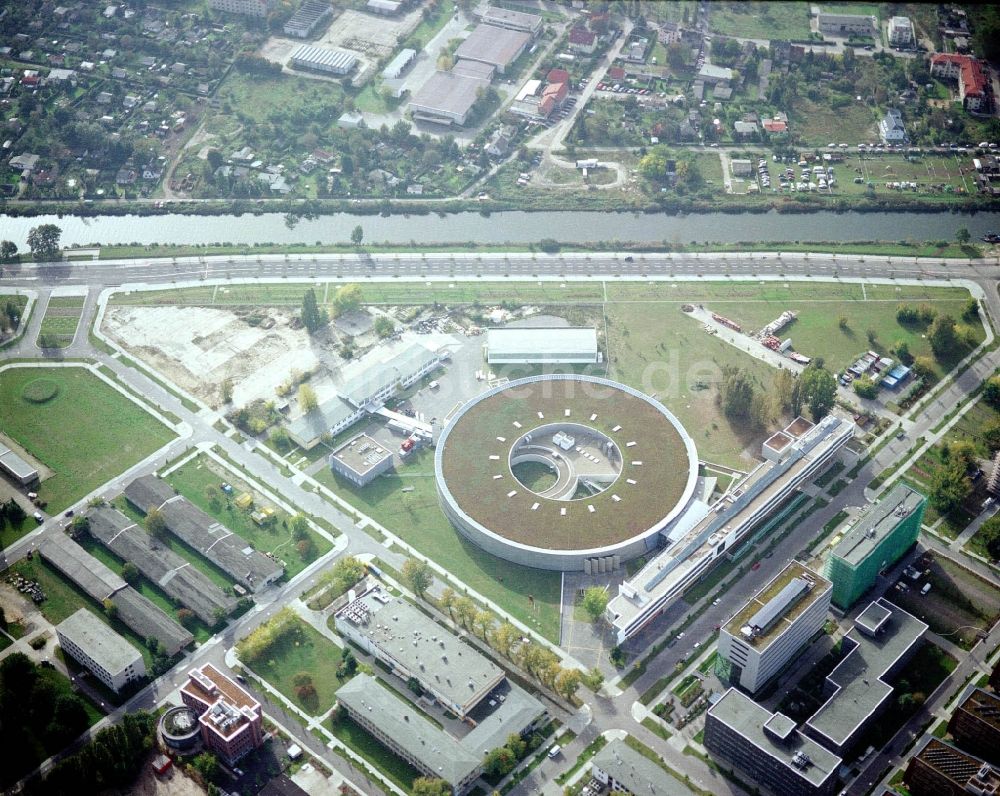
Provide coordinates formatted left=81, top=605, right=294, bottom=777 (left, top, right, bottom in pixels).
left=921, top=582, right=932, bottom=595
left=547, top=745, right=561, bottom=759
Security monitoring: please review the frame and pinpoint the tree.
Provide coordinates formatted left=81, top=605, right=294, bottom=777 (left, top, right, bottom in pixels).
left=538, top=238, right=561, bottom=254
left=121, top=562, right=140, bottom=585
left=46, top=694, right=90, bottom=747
left=290, top=514, right=310, bottom=541
left=454, top=596, right=477, bottom=630
left=301, top=288, right=327, bottom=334
left=491, top=620, right=520, bottom=658
left=580, top=586, right=609, bottom=622
left=297, top=383, right=318, bottom=412
left=796, top=363, right=837, bottom=420
left=929, top=314, right=960, bottom=359
left=412, top=778, right=451, bottom=796
left=103, top=598, right=118, bottom=620
left=956, top=226, right=971, bottom=244
left=483, top=746, right=517, bottom=778
left=555, top=667, right=582, bottom=700
left=176, top=608, right=197, bottom=629
left=373, top=316, right=395, bottom=338
left=912, top=356, right=936, bottom=381
left=332, top=283, right=363, bottom=317
left=402, top=558, right=434, bottom=598
left=853, top=376, right=878, bottom=399
left=145, top=506, right=168, bottom=541
left=979, top=515, right=1000, bottom=559
left=581, top=667, right=605, bottom=691
left=838, top=316, right=849, bottom=330
left=893, top=340, right=913, bottom=365
left=475, top=609, right=495, bottom=640
left=351, top=225, right=364, bottom=246
left=190, top=752, right=220, bottom=784
left=0, top=240, right=17, bottom=263
left=985, top=376, right=1000, bottom=408
left=220, top=378, right=234, bottom=405
left=928, top=458, right=972, bottom=514
left=70, top=514, right=90, bottom=536
left=26, top=224, right=62, bottom=261
left=719, top=366, right=755, bottom=421
left=407, top=676, right=425, bottom=697
left=440, top=587, right=457, bottom=620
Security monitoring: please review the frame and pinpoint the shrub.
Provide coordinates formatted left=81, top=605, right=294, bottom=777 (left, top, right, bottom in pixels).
left=22, top=378, right=59, bottom=403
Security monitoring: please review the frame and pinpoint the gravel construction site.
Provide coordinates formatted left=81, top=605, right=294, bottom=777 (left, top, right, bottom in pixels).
left=101, top=303, right=465, bottom=411
left=103, top=305, right=320, bottom=407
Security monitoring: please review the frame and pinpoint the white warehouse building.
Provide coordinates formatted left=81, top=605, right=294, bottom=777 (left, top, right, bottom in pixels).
left=486, top=327, right=600, bottom=365
left=56, top=608, right=146, bottom=693
left=290, top=45, right=358, bottom=76
left=718, top=562, right=832, bottom=694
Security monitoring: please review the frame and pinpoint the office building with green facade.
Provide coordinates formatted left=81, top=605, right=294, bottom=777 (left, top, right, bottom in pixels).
left=823, top=485, right=926, bottom=610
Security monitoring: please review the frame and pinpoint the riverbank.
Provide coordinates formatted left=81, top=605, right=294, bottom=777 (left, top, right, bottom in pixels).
left=3, top=192, right=1000, bottom=219
left=81, top=239, right=989, bottom=261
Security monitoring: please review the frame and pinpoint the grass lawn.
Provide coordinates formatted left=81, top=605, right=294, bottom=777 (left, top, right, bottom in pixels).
left=252, top=616, right=346, bottom=715
left=604, top=300, right=780, bottom=469
left=165, top=453, right=331, bottom=579
left=888, top=554, right=1000, bottom=649
left=7, top=557, right=157, bottom=669
left=0, top=367, right=176, bottom=512
left=328, top=712, right=422, bottom=792
left=709, top=1, right=812, bottom=40
left=792, top=98, right=877, bottom=147
left=314, top=453, right=562, bottom=643
left=630, top=281, right=982, bottom=379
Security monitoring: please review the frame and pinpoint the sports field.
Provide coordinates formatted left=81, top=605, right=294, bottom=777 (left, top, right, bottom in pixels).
left=0, top=367, right=176, bottom=512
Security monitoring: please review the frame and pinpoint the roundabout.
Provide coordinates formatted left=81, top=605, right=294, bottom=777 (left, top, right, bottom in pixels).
left=435, top=374, right=699, bottom=571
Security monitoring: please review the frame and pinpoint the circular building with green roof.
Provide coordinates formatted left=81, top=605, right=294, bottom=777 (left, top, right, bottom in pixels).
left=434, top=374, right=699, bottom=571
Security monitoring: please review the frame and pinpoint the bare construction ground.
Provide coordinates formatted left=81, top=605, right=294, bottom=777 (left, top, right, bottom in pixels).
left=103, top=305, right=323, bottom=407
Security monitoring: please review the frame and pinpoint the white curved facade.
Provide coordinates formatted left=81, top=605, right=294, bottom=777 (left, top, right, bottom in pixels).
left=434, top=374, right=700, bottom=571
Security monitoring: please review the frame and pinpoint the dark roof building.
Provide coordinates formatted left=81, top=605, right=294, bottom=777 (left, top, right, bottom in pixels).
left=40, top=536, right=193, bottom=655
left=706, top=688, right=841, bottom=796
left=905, top=737, right=1000, bottom=796
left=87, top=505, right=237, bottom=625
left=123, top=475, right=283, bottom=591
left=948, top=688, right=1000, bottom=765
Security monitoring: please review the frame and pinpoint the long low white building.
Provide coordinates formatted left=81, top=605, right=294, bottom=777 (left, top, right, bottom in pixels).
left=290, top=45, right=357, bottom=76
left=607, top=414, right=853, bottom=643
left=486, top=326, right=600, bottom=364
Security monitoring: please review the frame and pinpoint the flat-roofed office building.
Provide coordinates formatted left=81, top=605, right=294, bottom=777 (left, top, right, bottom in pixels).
left=804, top=599, right=926, bottom=756
left=705, top=688, right=841, bottom=796
left=334, top=584, right=504, bottom=718
left=719, top=562, right=832, bottom=693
